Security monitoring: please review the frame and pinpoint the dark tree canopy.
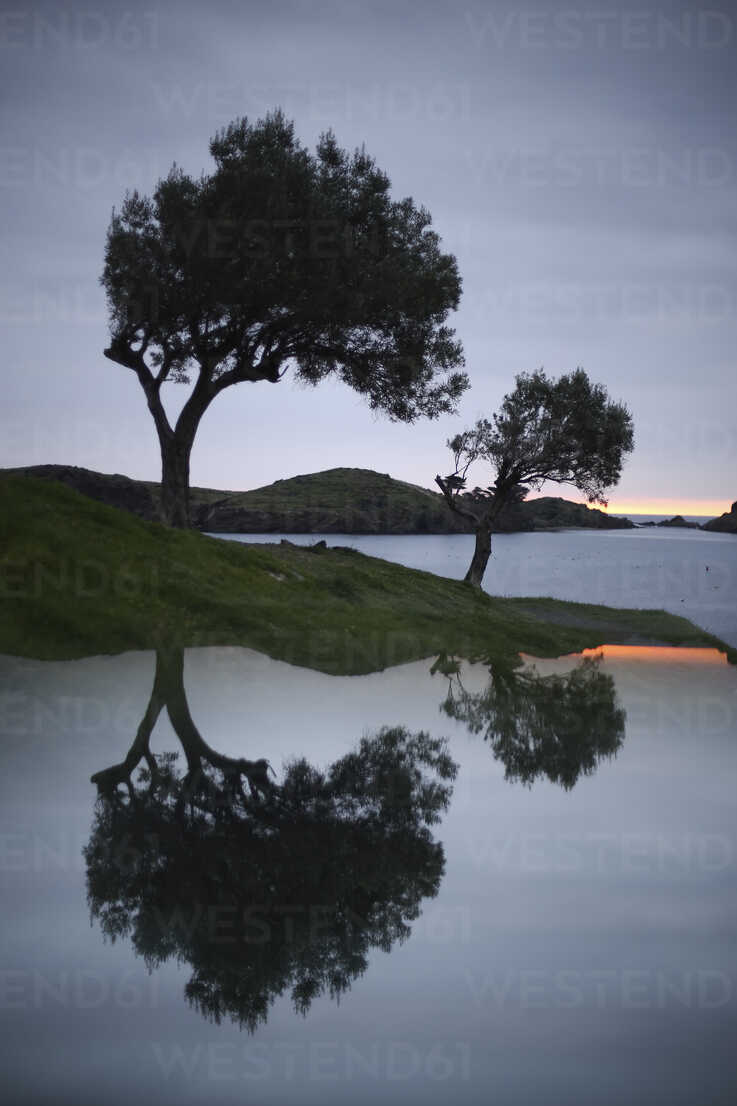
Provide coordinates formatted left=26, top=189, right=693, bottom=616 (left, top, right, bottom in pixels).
left=102, top=110, right=468, bottom=526
left=436, top=368, right=634, bottom=586
left=85, top=646, right=457, bottom=1031
left=434, top=653, right=625, bottom=790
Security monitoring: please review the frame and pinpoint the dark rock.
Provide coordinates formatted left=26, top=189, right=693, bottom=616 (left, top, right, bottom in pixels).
left=702, top=501, right=737, bottom=534
left=500, top=496, right=634, bottom=532
left=656, top=515, right=700, bottom=529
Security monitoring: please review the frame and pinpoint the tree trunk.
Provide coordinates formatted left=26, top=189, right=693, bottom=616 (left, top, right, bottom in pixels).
left=160, top=434, right=194, bottom=529
left=464, top=526, right=492, bottom=588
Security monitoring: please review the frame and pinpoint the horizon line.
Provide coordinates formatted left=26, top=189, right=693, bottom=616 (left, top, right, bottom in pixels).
left=523, top=494, right=731, bottom=517
left=601, top=499, right=730, bottom=517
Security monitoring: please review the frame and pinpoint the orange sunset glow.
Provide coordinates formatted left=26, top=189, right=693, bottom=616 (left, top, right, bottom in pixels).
left=528, top=496, right=730, bottom=517
left=600, top=498, right=729, bottom=517
left=580, top=645, right=729, bottom=666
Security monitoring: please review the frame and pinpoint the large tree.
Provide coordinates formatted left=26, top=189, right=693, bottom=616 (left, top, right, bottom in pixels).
left=435, top=368, right=634, bottom=587
left=102, top=110, right=468, bottom=526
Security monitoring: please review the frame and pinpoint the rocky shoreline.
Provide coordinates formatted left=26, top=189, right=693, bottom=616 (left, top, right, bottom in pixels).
left=635, top=503, right=737, bottom=534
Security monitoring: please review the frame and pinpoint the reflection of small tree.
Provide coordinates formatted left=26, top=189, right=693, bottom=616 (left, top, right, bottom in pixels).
left=85, top=648, right=456, bottom=1031
left=436, top=653, right=625, bottom=789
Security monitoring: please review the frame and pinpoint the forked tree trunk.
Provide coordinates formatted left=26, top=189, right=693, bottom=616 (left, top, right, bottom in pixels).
left=160, top=434, right=194, bottom=529
left=104, top=342, right=281, bottom=530
left=464, top=526, right=492, bottom=589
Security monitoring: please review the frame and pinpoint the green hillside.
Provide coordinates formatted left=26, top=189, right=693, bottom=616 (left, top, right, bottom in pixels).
left=1, top=475, right=730, bottom=671
left=194, top=467, right=465, bottom=532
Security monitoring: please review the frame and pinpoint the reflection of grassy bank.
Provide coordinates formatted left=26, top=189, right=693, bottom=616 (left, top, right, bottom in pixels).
left=1, top=475, right=733, bottom=672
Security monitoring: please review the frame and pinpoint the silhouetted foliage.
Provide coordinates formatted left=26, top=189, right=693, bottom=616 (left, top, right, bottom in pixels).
left=85, top=647, right=456, bottom=1030
left=436, top=368, right=634, bottom=586
left=435, top=652, right=625, bottom=789
left=102, top=110, right=467, bottom=526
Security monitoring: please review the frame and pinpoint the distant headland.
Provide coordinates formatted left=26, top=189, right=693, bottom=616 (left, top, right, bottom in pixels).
left=637, top=502, right=737, bottom=534
left=3, top=465, right=733, bottom=536
left=2, top=464, right=635, bottom=534
left=701, top=501, right=737, bottom=534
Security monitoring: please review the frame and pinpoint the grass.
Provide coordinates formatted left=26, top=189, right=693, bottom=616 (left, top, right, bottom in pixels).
left=1, top=474, right=733, bottom=673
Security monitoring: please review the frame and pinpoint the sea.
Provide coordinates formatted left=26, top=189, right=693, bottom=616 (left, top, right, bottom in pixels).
left=212, top=522, right=737, bottom=649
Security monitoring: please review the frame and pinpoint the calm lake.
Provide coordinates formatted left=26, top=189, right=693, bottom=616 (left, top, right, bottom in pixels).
left=1, top=529, right=736, bottom=1103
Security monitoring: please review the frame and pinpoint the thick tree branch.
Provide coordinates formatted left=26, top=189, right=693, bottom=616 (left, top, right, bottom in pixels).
left=155, top=346, right=176, bottom=385
left=434, top=476, right=480, bottom=525
left=104, top=339, right=174, bottom=439
left=210, top=351, right=284, bottom=397
left=104, top=339, right=152, bottom=380
left=174, top=367, right=218, bottom=442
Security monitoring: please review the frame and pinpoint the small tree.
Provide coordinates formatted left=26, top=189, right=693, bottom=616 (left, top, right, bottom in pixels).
left=436, top=368, right=634, bottom=588
left=102, top=110, right=467, bottom=526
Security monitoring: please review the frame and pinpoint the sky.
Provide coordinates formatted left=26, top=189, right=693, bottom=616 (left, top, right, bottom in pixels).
left=1, top=0, right=735, bottom=514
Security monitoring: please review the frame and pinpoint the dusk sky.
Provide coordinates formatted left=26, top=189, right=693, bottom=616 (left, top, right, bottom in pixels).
left=2, top=0, right=735, bottom=513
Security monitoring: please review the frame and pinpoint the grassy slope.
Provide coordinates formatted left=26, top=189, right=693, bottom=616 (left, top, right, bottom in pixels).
left=207, top=467, right=440, bottom=508
left=1, top=475, right=732, bottom=673
left=145, top=468, right=632, bottom=532
left=197, top=467, right=457, bottom=529
left=183, top=464, right=455, bottom=533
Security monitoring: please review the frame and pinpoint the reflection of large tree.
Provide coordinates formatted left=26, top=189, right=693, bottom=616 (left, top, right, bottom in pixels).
left=85, top=647, right=456, bottom=1031
left=434, top=653, right=625, bottom=789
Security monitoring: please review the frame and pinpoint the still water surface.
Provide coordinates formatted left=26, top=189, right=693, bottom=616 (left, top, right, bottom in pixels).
left=1, top=642, right=736, bottom=1104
